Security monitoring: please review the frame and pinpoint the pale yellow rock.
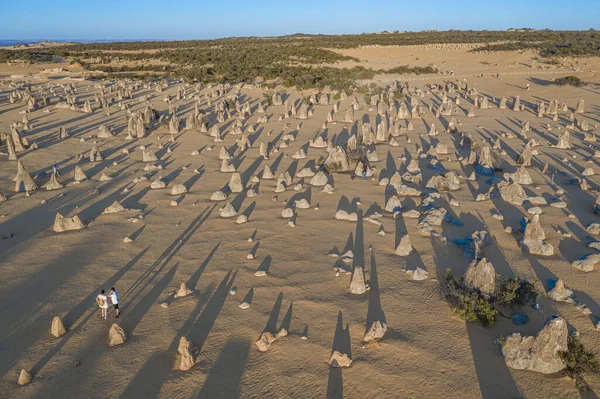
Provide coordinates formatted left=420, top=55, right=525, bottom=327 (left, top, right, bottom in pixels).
left=51, top=316, right=66, bottom=338
left=18, top=369, right=31, bottom=386
left=108, top=324, right=127, bottom=347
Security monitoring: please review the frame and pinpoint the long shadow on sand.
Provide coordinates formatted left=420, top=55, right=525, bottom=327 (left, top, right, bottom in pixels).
left=194, top=339, right=251, bottom=398
left=27, top=247, right=151, bottom=378
left=187, top=242, right=221, bottom=291
left=29, top=205, right=215, bottom=395
left=186, top=269, right=237, bottom=352
left=120, top=204, right=216, bottom=305
left=431, top=236, right=523, bottom=399
left=331, top=311, right=351, bottom=362
left=119, top=262, right=178, bottom=334
left=365, top=250, right=386, bottom=337
left=0, top=230, right=143, bottom=380
left=326, top=367, right=343, bottom=399
left=118, top=270, right=234, bottom=398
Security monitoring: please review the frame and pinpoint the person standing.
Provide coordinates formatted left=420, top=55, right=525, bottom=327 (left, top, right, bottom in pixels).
left=109, top=287, right=120, bottom=318
left=362, top=163, right=368, bottom=180
left=96, top=290, right=108, bottom=320
left=52, top=161, right=59, bottom=176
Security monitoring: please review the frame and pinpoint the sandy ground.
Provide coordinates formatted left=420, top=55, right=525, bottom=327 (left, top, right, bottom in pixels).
left=0, top=46, right=600, bottom=399
left=0, top=61, right=85, bottom=80
left=0, top=42, right=77, bottom=50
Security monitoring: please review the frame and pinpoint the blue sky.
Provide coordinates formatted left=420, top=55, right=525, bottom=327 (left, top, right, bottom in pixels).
left=1, top=0, right=599, bottom=41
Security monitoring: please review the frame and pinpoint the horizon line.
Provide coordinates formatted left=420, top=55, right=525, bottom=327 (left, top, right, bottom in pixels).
left=1, top=27, right=598, bottom=44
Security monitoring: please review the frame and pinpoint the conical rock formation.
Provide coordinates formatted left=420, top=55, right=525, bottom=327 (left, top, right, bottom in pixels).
left=103, top=201, right=126, bottom=214
left=53, top=213, right=85, bottom=232
left=51, top=316, right=67, bottom=338
left=18, top=369, right=31, bottom=386
left=175, top=282, right=193, bottom=298
left=178, top=337, right=198, bottom=371
left=44, top=173, right=64, bottom=191
left=395, top=234, right=413, bottom=256
left=13, top=160, right=38, bottom=192
left=108, top=324, right=127, bottom=347
left=501, top=317, right=568, bottom=374
left=363, top=320, right=387, bottom=343
left=349, top=266, right=367, bottom=294
left=464, top=257, right=495, bottom=295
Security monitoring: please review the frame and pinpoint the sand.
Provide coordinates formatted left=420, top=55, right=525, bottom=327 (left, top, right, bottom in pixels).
left=0, top=45, right=600, bottom=399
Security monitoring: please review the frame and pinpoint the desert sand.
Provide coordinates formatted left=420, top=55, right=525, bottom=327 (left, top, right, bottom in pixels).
left=1, top=45, right=600, bottom=399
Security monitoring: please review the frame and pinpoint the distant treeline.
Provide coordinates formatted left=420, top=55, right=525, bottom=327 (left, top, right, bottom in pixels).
left=176, top=64, right=435, bottom=91
left=1, top=30, right=598, bottom=90
left=0, top=50, right=56, bottom=63
left=45, top=29, right=600, bottom=52
left=470, top=30, right=600, bottom=57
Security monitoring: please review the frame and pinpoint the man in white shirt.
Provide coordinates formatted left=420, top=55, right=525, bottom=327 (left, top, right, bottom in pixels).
left=96, top=290, right=109, bottom=320
left=109, top=287, right=120, bottom=318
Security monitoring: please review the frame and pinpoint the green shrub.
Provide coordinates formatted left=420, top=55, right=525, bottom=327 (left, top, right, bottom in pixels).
left=445, top=268, right=462, bottom=290
left=497, top=335, right=507, bottom=346
left=385, top=64, right=438, bottom=75
left=472, top=31, right=600, bottom=58
left=496, top=277, right=538, bottom=306
left=224, top=98, right=236, bottom=110
left=0, top=49, right=55, bottom=63
left=323, top=162, right=344, bottom=174
left=393, top=91, right=405, bottom=101
left=444, top=269, right=537, bottom=327
left=28, top=30, right=599, bottom=88
left=452, top=293, right=498, bottom=326
left=560, top=336, right=600, bottom=391
left=262, top=92, right=273, bottom=106
left=347, top=145, right=366, bottom=162
left=552, top=76, right=585, bottom=87
left=333, top=91, right=341, bottom=100
left=472, top=41, right=541, bottom=53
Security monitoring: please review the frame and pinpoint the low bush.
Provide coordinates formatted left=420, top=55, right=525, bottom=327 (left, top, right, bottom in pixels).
left=560, top=335, right=600, bottom=391
left=8, top=30, right=597, bottom=90
left=495, top=277, right=538, bottom=306
left=444, top=269, right=538, bottom=326
left=552, top=76, right=585, bottom=87
left=385, top=64, right=438, bottom=75
left=452, top=293, right=499, bottom=326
